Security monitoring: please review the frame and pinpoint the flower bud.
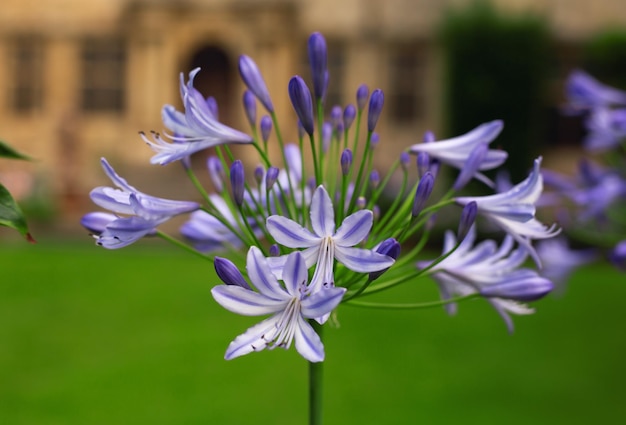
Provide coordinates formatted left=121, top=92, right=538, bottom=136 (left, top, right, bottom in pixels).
left=369, top=238, right=400, bottom=281
left=215, top=257, right=251, bottom=290
left=238, top=55, right=274, bottom=112
left=230, top=160, right=245, bottom=207
left=308, top=32, right=328, bottom=101
left=260, top=115, right=272, bottom=143
left=341, top=149, right=353, bottom=176
left=610, top=240, right=626, bottom=271
left=330, top=105, right=342, bottom=129
left=288, top=76, right=315, bottom=136
left=356, top=84, right=369, bottom=111
left=370, top=170, right=380, bottom=189
left=343, top=104, right=356, bottom=131
left=416, top=152, right=430, bottom=178
left=356, top=196, right=367, bottom=209
left=458, top=202, right=477, bottom=241
left=207, top=156, right=224, bottom=192
left=266, top=166, right=279, bottom=191
left=423, top=130, right=435, bottom=143
left=243, top=90, right=256, bottom=127
left=269, top=244, right=280, bottom=257
left=367, top=89, right=384, bottom=132
left=254, top=165, right=264, bottom=186
left=322, top=122, right=333, bottom=153
left=370, top=132, right=380, bottom=150
left=412, top=172, right=434, bottom=217
left=400, top=152, right=411, bottom=171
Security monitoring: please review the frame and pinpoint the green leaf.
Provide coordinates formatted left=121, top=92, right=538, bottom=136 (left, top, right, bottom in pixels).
left=0, top=183, right=35, bottom=242
left=0, top=140, right=31, bottom=160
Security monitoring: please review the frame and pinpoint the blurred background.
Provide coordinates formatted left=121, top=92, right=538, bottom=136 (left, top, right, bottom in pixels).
left=1, top=0, right=626, bottom=424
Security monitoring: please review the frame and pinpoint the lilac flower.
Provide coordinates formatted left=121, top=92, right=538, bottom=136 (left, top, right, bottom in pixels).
left=86, top=158, right=199, bottom=248
left=419, top=226, right=553, bottom=333
left=239, top=55, right=274, bottom=112
left=610, top=241, right=626, bottom=272
left=288, top=76, right=315, bottom=136
left=211, top=247, right=346, bottom=362
left=308, top=32, right=328, bottom=101
left=455, top=157, right=560, bottom=265
left=367, top=89, right=384, bottom=132
left=409, top=120, right=507, bottom=187
left=141, top=69, right=252, bottom=165
left=266, top=185, right=395, bottom=291
left=565, top=69, right=626, bottom=110
left=536, top=237, right=596, bottom=291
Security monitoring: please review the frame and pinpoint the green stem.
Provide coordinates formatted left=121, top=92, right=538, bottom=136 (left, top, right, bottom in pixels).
left=344, top=294, right=479, bottom=310
left=156, top=231, right=213, bottom=263
left=309, top=320, right=324, bottom=425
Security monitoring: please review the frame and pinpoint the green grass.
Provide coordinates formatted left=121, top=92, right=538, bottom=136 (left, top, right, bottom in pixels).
left=1, top=239, right=625, bottom=424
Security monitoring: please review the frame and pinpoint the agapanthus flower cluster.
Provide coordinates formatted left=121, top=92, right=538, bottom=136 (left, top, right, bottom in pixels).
left=82, top=32, right=559, bottom=362
left=541, top=70, right=626, bottom=274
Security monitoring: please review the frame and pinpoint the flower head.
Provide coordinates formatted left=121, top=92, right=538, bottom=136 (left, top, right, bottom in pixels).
left=565, top=69, right=626, bottom=109
left=455, top=157, right=560, bottom=265
left=419, top=226, right=553, bottom=333
left=211, top=247, right=346, bottom=362
left=266, top=185, right=395, bottom=291
left=409, top=120, right=507, bottom=187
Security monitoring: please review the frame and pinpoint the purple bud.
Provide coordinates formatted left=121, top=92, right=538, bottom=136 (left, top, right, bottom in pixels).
left=260, top=115, right=272, bottom=143
left=207, top=156, right=224, bottom=192
left=369, top=238, right=400, bottom=281
left=308, top=32, right=328, bottom=101
left=343, top=104, right=356, bottom=130
left=288, top=76, right=315, bottom=136
left=480, top=277, right=553, bottom=302
left=370, top=132, right=380, bottom=150
left=423, top=130, right=435, bottom=143
left=243, top=91, right=257, bottom=127
left=330, top=105, right=343, bottom=128
left=416, top=152, right=430, bottom=178
left=230, top=160, right=245, bottom=207
left=610, top=240, right=626, bottom=271
left=307, top=176, right=316, bottom=192
left=254, top=165, right=265, bottom=186
left=322, top=122, right=333, bottom=153
left=367, top=89, right=384, bottom=132
left=412, top=172, right=434, bottom=217
left=373, top=205, right=380, bottom=220
left=341, top=149, right=353, bottom=175
left=238, top=55, right=274, bottom=112
left=356, top=196, right=367, bottom=209
left=453, top=143, right=488, bottom=191
left=206, top=97, right=219, bottom=119
left=266, top=166, right=279, bottom=190
left=457, top=202, right=477, bottom=241
left=370, top=170, right=380, bottom=189
left=400, top=152, right=411, bottom=171
left=269, top=244, right=280, bottom=257
left=81, top=212, right=117, bottom=235
left=297, top=120, right=306, bottom=139
left=356, top=84, right=369, bottom=111
left=215, top=257, right=251, bottom=290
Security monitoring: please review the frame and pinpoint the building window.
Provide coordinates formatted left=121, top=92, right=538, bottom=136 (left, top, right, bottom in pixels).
left=7, top=36, right=44, bottom=113
left=388, top=43, right=425, bottom=124
left=80, top=38, right=126, bottom=112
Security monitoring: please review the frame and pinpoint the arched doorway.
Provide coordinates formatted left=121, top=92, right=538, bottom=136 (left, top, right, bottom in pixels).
left=185, top=45, right=234, bottom=125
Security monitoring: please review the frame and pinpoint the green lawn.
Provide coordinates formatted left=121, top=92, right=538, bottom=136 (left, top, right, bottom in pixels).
left=1, top=239, right=625, bottom=424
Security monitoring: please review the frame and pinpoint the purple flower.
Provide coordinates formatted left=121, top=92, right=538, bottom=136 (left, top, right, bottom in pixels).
left=266, top=185, right=395, bottom=292
left=87, top=158, right=199, bottom=248
left=565, top=69, right=626, bottom=110
left=367, top=89, right=384, bottom=132
left=211, top=248, right=346, bottom=362
left=610, top=241, right=626, bottom=272
left=583, top=107, right=626, bottom=151
left=419, top=226, right=553, bottom=333
left=536, top=237, right=596, bottom=291
left=142, top=69, right=252, bottom=165
left=455, top=157, right=560, bottom=266
left=409, top=120, right=507, bottom=187
left=288, top=76, right=315, bottom=136
left=239, top=55, right=274, bottom=112
left=308, top=32, right=328, bottom=101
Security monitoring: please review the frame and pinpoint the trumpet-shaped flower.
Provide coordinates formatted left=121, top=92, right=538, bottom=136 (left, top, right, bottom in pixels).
left=266, top=185, right=395, bottom=291
left=408, top=120, right=507, bottom=187
left=583, top=106, right=626, bottom=151
left=85, top=158, right=199, bottom=248
left=211, top=247, right=346, bottom=362
left=455, top=157, right=560, bottom=265
left=141, top=68, right=253, bottom=165
left=536, top=237, right=596, bottom=292
left=419, top=226, right=553, bottom=333
left=565, top=69, right=626, bottom=109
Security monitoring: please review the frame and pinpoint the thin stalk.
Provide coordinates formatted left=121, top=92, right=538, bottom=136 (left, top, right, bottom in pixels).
left=309, top=320, right=324, bottom=425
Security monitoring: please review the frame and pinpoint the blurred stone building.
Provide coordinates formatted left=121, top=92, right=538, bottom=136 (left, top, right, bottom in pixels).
left=0, top=0, right=625, bottom=217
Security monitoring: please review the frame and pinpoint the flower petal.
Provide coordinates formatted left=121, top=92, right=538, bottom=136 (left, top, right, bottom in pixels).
left=334, top=246, right=395, bottom=272
left=333, top=210, right=373, bottom=247
left=211, top=285, right=286, bottom=316
left=224, top=315, right=281, bottom=360
left=294, top=315, right=325, bottom=362
left=282, top=252, right=308, bottom=297
left=246, top=247, right=289, bottom=300
left=301, top=287, right=346, bottom=318
left=266, top=215, right=320, bottom=248
left=310, top=186, right=335, bottom=237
